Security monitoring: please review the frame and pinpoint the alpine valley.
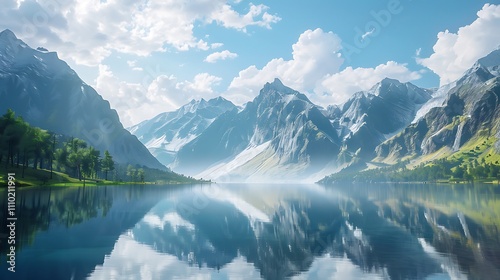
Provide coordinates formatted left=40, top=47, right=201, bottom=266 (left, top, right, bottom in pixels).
left=3, top=27, right=500, bottom=183
left=130, top=48, right=500, bottom=183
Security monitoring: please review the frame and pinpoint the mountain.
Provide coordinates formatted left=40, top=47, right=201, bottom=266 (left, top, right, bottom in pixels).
left=0, top=29, right=165, bottom=170
left=374, top=48, right=500, bottom=164
left=327, top=78, right=432, bottom=160
left=127, top=97, right=236, bottom=166
left=165, top=77, right=432, bottom=182
left=172, top=78, right=342, bottom=181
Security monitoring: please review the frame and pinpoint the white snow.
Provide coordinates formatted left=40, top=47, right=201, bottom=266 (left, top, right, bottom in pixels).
left=412, top=81, right=456, bottom=124
left=284, top=94, right=299, bottom=104
left=196, top=141, right=271, bottom=180
left=164, top=134, right=197, bottom=151
left=145, top=134, right=167, bottom=149
left=348, top=113, right=368, bottom=134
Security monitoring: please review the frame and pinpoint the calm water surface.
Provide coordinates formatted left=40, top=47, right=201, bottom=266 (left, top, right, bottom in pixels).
left=0, top=183, right=499, bottom=280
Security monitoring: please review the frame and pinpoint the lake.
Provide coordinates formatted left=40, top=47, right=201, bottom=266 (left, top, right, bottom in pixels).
left=1, top=183, right=499, bottom=280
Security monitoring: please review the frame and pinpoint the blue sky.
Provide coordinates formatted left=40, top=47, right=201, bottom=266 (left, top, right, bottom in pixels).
left=1, top=0, right=500, bottom=126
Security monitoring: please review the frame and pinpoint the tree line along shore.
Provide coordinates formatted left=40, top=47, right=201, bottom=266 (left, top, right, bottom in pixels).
left=0, top=109, right=201, bottom=187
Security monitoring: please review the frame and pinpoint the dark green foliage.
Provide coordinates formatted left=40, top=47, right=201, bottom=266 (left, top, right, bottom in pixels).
left=101, top=150, right=115, bottom=180
left=0, top=109, right=51, bottom=173
left=319, top=157, right=500, bottom=184
left=1, top=109, right=199, bottom=185
left=113, top=163, right=196, bottom=184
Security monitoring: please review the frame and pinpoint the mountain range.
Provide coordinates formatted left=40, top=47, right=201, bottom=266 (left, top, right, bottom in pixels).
left=131, top=47, right=500, bottom=182
left=2, top=28, right=500, bottom=182
left=132, top=77, right=436, bottom=181
left=375, top=48, right=500, bottom=164
left=172, top=78, right=344, bottom=181
left=127, top=97, right=237, bottom=167
left=0, top=29, right=165, bottom=170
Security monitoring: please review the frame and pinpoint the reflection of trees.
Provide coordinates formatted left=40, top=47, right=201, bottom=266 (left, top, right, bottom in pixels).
left=0, top=186, right=113, bottom=262
left=51, top=186, right=112, bottom=227
left=0, top=188, right=52, bottom=260
left=1, top=185, right=170, bottom=280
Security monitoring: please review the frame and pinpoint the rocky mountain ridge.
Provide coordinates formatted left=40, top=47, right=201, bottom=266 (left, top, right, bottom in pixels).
left=163, top=77, right=433, bottom=181
left=141, top=49, right=500, bottom=181
left=375, top=48, right=500, bottom=165
left=171, top=78, right=342, bottom=181
left=6, top=26, right=498, bottom=181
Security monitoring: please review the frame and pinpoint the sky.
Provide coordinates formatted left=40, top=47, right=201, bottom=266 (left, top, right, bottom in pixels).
left=1, top=0, right=500, bottom=127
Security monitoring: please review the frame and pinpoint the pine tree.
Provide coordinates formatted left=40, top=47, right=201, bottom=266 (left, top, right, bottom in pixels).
left=101, top=150, right=115, bottom=181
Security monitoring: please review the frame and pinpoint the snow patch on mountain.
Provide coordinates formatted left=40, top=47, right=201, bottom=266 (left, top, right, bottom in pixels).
left=196, top=141, right=271, bottom=180
left=128, top=97, right=236, bottom=167
left=412, top=82, right=455, bottom=123
left=144, top=134, right=167, bottom=148
left=164, top=134, right=198, bottom=152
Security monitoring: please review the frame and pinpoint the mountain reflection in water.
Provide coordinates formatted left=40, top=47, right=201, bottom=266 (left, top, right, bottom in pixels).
left=0, top=183, right=499, bottom=280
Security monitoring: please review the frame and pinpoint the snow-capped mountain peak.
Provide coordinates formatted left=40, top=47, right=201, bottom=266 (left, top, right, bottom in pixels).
left=128, top=97, right=237, bottom=167
left=257, top=78, right=312, bottom=107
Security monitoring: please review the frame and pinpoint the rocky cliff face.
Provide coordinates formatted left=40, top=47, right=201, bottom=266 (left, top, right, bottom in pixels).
left=0, top=29, right=165, bottom=170
left=172, top=78, right=342, bottom=181
left=162, top=76, right=433, bottom=181
left=375, top=49, right=500, bottom=162
left=329, top=78, right=432, bottom=160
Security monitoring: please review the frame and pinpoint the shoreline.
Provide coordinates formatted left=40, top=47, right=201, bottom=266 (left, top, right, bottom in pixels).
left=0, top=166, right=206, bottom=188
left=319, top=179, right=500, bottom=186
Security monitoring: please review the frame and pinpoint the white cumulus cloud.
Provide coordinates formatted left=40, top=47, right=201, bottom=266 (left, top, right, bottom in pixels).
left=95, top=65, right=222, bottom=126
left=209, top=3, right=281, bottom=32
left=314, top=61, right=422, bottom=105
left=417, top=4, right=500, bottom=85
left=210, top=42, right=224, bottom=49
left=0, top=0, right=280, bottom=66
left=205, top=50, right=238, bottom=63
left=224, top=28, right=421, bottom=107
left=225, top=28, right=344, bottom=103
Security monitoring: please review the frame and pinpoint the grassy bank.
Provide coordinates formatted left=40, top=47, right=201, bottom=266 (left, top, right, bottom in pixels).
left=0, top=166, right=204, bottom=187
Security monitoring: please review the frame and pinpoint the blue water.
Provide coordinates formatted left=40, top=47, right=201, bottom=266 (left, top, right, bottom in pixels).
left=0, top=183, right=499, bottom=279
